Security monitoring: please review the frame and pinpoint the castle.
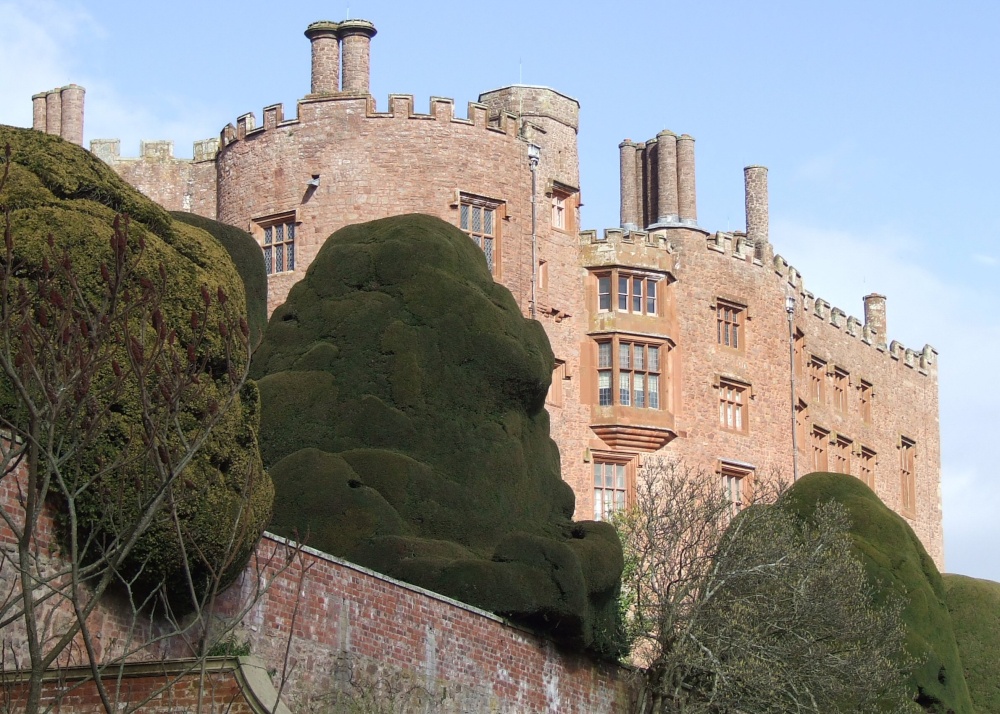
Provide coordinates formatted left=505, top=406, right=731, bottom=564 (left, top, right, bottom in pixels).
left=29, top=18, right=942, bottom=566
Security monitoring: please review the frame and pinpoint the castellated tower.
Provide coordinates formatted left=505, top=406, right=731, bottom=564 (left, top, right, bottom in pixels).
left=49, top=17, right=941, bottom=570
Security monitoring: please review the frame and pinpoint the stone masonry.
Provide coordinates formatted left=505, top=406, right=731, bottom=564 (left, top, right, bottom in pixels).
left=52, top=17, right=942, bottom=567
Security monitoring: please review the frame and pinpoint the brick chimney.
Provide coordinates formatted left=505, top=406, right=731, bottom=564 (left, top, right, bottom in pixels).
left=32, top=92, right=47, bottom=132
left=744, top=165, right=768, bottom=249
left=339, top=19, right=377, bottom=94
left=619, top=140, right=639, bottom=230
left=655, top=130, right=679, bottom=225
left=305, top=21, right=341, bottom=95
left=59, top=84, right=85, bottom=146
left=676, top=134, right=697, bottom=225
left=864, top=294, right=887, bottom=346
left=45, top=90, right=62, bottom=136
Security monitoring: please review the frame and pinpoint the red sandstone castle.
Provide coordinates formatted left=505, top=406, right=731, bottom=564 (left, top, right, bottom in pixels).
left=30, top=18, right=942, bottom=566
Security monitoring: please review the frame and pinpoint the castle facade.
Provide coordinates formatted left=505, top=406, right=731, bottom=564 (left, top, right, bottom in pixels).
left=29, top=18, right=943, bottom=566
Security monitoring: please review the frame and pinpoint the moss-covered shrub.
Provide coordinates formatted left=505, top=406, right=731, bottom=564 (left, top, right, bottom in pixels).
left=169, top=211, right=268, bottom=347
left=782, top=473, right=973, bottom=713
left=944, top=573, right=1000, bottom=713
left=0, top=125, right=273, bottom=606
left=252, top=214, right=624, bottom=654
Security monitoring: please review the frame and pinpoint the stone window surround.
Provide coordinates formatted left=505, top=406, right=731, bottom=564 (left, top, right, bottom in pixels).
left=718, top=458, right=755, bottom=515
left=595, top=268, right=662, bottom=316
left=591, top=450, right=636, bottom=522
left=458, top=192, right=504, bottom=277
left=254, top=210, right=298, bottom=276
left=596, top=336, right=664, bottom=410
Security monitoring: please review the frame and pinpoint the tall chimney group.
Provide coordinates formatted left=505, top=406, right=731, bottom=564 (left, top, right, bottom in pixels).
left=31, top=85, right=85, bottom=146
left=619, top=131, right=698, bottom=230
left=305, top=19, right=377, bottom=96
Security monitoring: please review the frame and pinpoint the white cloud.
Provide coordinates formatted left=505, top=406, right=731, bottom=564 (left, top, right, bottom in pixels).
left=973, top=253, right=998, bottom=266
left=0, top=1, right=101, bottom=128
left=0, top=0, right=218, bottom=159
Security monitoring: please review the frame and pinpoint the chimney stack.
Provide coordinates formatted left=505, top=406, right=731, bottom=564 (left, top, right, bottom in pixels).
left=864, top=294, right=887, bottom=346
left=655, top=130, right=679, bottom=225
left=338, top=19, right=377, bottom=94
left=619, top=140, right=639, bottom=231
left=744, top=165, right=768, bottom=250
left=59, top=85, right=85, bottom=146
left=305, top=21, right=341, bottom=94
left=45, top=90, right=62, bottom=137
left=634, top=142, right=646, bottom=229
left=32, top=92, right=47, bottom=132
left=676, top=134, right=697, bottom=225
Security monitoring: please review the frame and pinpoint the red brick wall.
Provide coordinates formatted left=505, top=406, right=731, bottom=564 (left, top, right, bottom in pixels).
left=1, top=663, right=254, bottom=714
left=91, top=139, right=218, bottom=218
left=0, top=460, right=634, bottom=713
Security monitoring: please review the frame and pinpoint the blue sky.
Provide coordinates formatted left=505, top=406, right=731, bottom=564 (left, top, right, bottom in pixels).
left=2, top=0, right=998, bottom=579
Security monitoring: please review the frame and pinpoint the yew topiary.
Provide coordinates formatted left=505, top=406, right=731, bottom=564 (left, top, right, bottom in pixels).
left=252, top=213, right=624, bottom=655
left=782, top=473, right=974, bottom=713
left=0, top=125, right=273, bottom=608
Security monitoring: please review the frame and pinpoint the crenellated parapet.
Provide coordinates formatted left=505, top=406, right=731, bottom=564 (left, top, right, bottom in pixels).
left=90, top=138, right=220, bottom=164
left=218, top=94, right=521, bottom=150
left=89, top=138, right=219, bottom=217
left=579, top=228, right=676, bottom=278
left=706, top=230, right=766, bottom=265
left=772, top=253, right=936, bottom=376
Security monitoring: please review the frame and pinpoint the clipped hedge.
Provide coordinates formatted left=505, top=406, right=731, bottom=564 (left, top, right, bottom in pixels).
left=169, top=211, right=268, bottom=347
left=944, top=573, right=1000, bottom=713
left=0, top=125, right=273, bottom=607
left=252, top=214, right=624, bottom=655
left=782, top=473, right=973, bottom=713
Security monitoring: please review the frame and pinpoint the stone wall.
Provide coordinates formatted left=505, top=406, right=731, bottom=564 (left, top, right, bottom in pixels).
left=0, top=460, right=634, bottom=713
left=90, top=138, right=219, bottom=218
left=572, top=221, right=943, bottom=567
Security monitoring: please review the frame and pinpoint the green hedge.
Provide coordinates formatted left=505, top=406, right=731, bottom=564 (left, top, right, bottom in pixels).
left=782, top=473, right=974, bottom=713
left=944, top=573, right=1000, bottom=713
left=253, top=214, right=624, bottom=655
left=0, top=126, right=272, bottom=608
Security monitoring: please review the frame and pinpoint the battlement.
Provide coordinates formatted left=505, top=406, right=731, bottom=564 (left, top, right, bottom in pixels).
left=579, top=227, right=673, bottom=252
left=706, top=230, right=766, bottom=264
left=218, top=94, right=521, bottom=150
left=773, top=253, right=937, bottom=375
left=90, top=138, right=220, bottom=164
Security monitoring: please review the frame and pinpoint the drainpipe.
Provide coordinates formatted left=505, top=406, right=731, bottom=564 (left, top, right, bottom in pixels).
left=528, top=143, right=540, bottom=319
left=786, top=295, right=799, bottom=481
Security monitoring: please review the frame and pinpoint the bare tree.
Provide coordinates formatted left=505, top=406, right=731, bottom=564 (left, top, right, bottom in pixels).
left=614, top=458, right=914, bottom=714
left=0, top=144, right=287, bottom=714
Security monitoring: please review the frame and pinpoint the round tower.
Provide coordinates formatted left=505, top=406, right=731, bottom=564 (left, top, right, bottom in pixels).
left=305, top=21, right=341, bottom=95
left=339, top=19, right=377, bottom=94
